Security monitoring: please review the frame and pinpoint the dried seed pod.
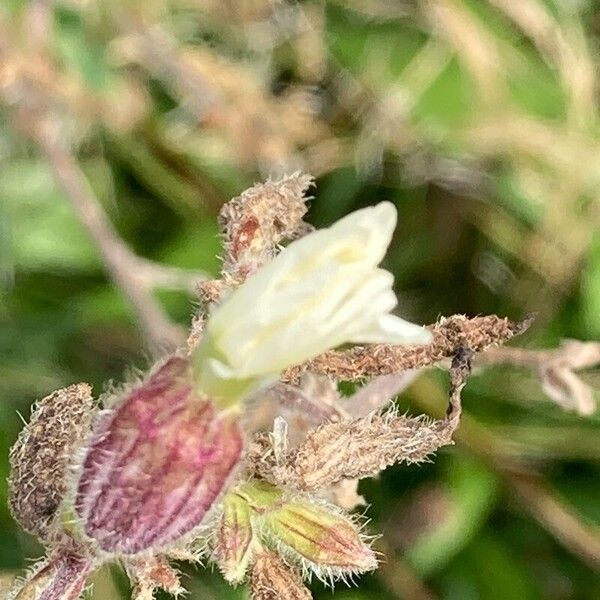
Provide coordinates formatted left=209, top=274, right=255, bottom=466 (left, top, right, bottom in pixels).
left=8, top=383, right=95, bottom=541
left=253, top=410, right=456, bottom=491
left=262, top=499, right=376, bottom=579
left=74, top=356, right=243, bottom=554
left=219, top=172, right=314, bottom=281
left=250, top=548, right=312, bottom=600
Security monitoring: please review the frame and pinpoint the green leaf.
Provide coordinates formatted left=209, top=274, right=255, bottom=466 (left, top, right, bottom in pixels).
left=0, top=160, right=99, bottom=272
left=582, top=235, right=600, bottom=339
left=407, top=457, right=499, bottom=575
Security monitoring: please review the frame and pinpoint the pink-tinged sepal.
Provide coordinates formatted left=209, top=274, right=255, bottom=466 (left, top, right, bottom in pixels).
left=74, top=356, right=243, bottom=554
left=214, top=492, right=255, bottom=584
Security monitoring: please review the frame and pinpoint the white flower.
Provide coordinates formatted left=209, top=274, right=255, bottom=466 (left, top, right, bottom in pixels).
left=194, top=202, right=432, bottom=401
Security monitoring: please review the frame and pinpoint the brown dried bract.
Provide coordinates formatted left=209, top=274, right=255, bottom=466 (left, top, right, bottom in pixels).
left=188, top=172, right=315, bottom=350
left=283, top=314, right=533, bottom=383
left=8, top=383, right=95, bottom=541
left=126, top=556, right=183, bottom=600
left=250, top=549, right=312, bottom=600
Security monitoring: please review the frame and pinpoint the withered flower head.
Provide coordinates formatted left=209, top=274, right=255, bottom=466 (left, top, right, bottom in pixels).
left=8, top=383, right=94, bottom=542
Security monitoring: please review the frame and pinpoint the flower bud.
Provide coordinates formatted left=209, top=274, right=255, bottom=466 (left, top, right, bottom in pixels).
left=74, top=356, right=243, bottom=554
left=263, top=500, right=377, bottom=577
left=214, top=492, right=254, bottom=584
left=194, top=202, right=431, bottom=403
left=8, top=383, right=95, bottom=542
left=214, top=481, right=284, bottom=584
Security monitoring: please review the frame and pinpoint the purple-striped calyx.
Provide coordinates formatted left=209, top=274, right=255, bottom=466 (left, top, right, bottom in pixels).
left=75, top=355, right=243, bottom=554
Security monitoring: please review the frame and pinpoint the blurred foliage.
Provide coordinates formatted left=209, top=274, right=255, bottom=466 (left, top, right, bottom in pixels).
left=1, top=0, right=600, bottom=598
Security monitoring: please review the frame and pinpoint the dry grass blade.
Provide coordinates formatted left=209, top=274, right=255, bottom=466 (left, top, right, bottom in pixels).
left=26, top=116, right=187, bottom=354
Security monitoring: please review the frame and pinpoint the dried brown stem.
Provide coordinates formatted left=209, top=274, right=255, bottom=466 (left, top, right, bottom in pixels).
left=283, top=314, right=533, bottom=383
left=478, top=339, right=600, bottom=414
left=20, top=115, right=203, bottom=354
left=446, top=346, right=473, bottom=422
left=507, top=473, right=600, bottom=572
left=36, top=127, right=185, bottom=352
left=479, top=340, right=600, bottom=370
left=0, top=17, right=203, bottom=354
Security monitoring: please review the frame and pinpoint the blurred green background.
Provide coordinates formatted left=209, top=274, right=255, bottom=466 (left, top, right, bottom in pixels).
left=1, top=1, right=599, bottom=598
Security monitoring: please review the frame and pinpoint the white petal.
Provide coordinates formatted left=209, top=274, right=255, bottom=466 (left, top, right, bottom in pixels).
left=195, top=200, right=430, bottom=400
left=350, top=313, right=433, bottom=345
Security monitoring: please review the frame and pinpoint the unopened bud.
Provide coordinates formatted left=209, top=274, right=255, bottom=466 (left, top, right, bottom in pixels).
left=8, top=383, right=95, bottom=541
left=263, top=500, right=376, bottom=577
left=214, top=493, right=254, bottom=584
left=74, top=356, right=243, bottom=554
left=214, top=481, right=283, bottom=583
